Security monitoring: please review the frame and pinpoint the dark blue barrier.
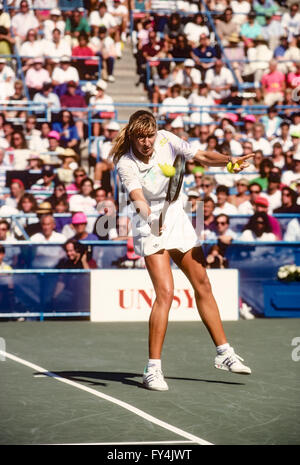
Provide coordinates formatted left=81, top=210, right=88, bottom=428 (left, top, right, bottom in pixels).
left=0, top=270, right=90, bottom=319
left=203, top=242, right=300, bottom=316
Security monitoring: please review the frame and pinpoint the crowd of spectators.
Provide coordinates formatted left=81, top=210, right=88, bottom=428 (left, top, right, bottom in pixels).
left=0, top=0, right=299, bottom=278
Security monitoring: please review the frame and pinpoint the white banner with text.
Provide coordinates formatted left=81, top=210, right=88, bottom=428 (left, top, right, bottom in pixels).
left=90, top=269, right=239, bottom=322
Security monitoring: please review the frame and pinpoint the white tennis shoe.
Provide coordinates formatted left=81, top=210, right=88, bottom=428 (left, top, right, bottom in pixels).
left=143, top=366, right=169, bottom=391
left=215, top=346, right=251, bottom=375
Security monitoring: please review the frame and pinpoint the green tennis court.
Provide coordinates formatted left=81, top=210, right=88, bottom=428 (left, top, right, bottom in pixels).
left=0, top=319, right=299, bottom=446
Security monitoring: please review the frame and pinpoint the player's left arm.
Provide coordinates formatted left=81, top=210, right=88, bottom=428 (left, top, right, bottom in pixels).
left=194, top=150, right=254, bottom=172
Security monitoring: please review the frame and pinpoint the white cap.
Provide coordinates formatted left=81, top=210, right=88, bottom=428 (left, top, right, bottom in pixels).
left=293, top=152, right=300, bottom=161
left=224, top=125, right=235, bottom=134
left=215, top=128, right=224, bottom=138
left=96, top=79, right=107, bottom=90
left=50, top=8, right=61, bottom=16
left=184, top=58, right=195, bottom=67
left=171, top=116, right=184, bottom=128
left=107, top=121, right=120, bottom=131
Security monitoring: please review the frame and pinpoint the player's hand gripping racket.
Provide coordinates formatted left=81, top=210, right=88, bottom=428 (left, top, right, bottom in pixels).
left=144, top=154, right=185, bottom=256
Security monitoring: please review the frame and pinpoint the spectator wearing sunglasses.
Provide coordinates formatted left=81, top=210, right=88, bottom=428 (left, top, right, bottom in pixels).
left=238, top=211, right=276, bottom=241
left=274, top=186, right=300, bottom=213
left=238, top=182, right=262, bottom=214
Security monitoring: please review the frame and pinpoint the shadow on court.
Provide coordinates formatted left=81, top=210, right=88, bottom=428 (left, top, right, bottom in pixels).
left=34, top=371, right=245, bottom=389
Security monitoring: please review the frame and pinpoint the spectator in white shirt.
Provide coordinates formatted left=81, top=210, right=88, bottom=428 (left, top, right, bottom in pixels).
left=158, top=84, right=189, bottom=116
left=11, top=0, right=39, bottom=46
left=183, top=13, right=209, bottom=47
left=31, top=214, right=66, bottom=268
left=89, top=1, right=117, bottom=36
left=43, top=28, right=72, bottom=67
left=43, top=8, right=65, bottom=41
left=281, top=3, right=300, bottom=40
left=271, top=121, right=293, bottom=153
left=223, top=125, right=243, bottom=156
left=89, top=25, right=117, bottom=83
left=89, top=79, right=115, bottom=136
left=174, top=58, right=202, bottom=96
left=260, top=172, right=282, bottom=213
left=19, top=29, right=42, bottom=68
left=205, top=59, right=235, bottom=101
left=214, top=184, right=238, bottom=215
left=284, top=218, right=300, bottom=241
left=238, top=182, right=263, bottom=214
left=52, top=56, right=80, bottom=93
left=0, top=58, right=15, bottom=99
left=230, top=0, right=251, bottom=29
left=249, top=122, right=272, bottom=155
left=0, top=148, right=12, bottom=188
left=281, top=151, right=300, bottom=186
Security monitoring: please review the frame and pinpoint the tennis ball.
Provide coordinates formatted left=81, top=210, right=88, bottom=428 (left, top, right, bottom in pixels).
left=233, top=162, right=240, bottom=171
left=227, top=161, right=234, bottom=173
left=159, top=163, right=176, bottom=177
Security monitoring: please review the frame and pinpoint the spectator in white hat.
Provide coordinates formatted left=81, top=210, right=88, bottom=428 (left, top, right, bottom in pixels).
left=174, top=58, right=202, bottom=96
left=25, top=57, right=51, bottom=99
left=43, top=8, right=65, bottom=41
left=89, top=79, right=115, bottom=136
left=92, top=120, right=120, bottom=188
left=52, top=56, right=80, bottom=92
left=89, top=26, right=117, bottom=83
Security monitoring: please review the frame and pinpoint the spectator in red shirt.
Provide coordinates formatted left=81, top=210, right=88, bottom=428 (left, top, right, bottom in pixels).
left=60, top=81, right=87, bottom=139
left=71, top=33, right=98, bottom=80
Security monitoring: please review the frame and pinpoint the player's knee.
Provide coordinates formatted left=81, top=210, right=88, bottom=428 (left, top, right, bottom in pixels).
left=195, top=275, right=212, bottom=298
left=156, top=286, right=174, bottom=307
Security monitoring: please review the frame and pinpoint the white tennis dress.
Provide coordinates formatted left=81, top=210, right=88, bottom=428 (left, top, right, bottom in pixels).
left=117, top=130, right=201, bottom=256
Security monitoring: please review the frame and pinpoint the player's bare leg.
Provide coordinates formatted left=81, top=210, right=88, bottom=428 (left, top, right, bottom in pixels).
left=142, top=250, right=174, bottom=390
left=170, top=247, right=251, bottom=375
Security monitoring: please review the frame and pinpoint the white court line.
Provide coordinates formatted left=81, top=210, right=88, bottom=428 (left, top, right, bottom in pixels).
left=0, top=350, right=213, bottom=446
left=54, top=441, right=196, bottom=446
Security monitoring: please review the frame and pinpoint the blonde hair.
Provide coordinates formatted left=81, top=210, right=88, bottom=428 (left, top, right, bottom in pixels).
left=110, top=110, right=157, bottom=164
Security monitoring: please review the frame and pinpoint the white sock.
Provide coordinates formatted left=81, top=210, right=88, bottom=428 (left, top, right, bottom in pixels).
left=216, top=343, right=230, bottom=355
left=147, top=359, right=161, bottom=370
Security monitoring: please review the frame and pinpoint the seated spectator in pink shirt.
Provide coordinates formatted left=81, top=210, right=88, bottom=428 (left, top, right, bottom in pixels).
left=287, top=61, right=300, bottom=89
left=71, top=33, right=98, bottom=80
left=253, top=195, right=282, bottom=239
left=66, top=167, right=87, bottom=198
left=25, top=57, right=51, bottom=99
left=261, top=59, right=286, bottom=106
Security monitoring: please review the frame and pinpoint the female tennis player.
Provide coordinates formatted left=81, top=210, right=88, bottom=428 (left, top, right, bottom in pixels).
left=111, top=110, right=253, bottom=391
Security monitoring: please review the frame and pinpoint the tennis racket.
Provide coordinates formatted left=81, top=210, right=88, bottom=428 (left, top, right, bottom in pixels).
left=144, top=154, right=186, bottom=256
